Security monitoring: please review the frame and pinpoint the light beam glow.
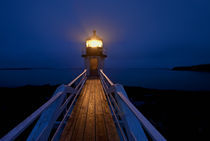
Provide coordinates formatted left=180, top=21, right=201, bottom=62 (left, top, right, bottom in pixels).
left=86, top=39, right=103, bottom=48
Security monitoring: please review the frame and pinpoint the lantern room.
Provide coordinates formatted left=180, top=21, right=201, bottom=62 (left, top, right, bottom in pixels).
left=84, top=30, right=105, bottom=56
left=82, top=30, right=107, bottom=76
left=86, top=30, right=103, bottom=48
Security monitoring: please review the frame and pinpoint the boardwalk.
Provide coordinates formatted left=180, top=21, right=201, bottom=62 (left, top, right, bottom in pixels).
left=1, top=71, right=166, bottom=141
left=60, top=78, right=120, bottom=141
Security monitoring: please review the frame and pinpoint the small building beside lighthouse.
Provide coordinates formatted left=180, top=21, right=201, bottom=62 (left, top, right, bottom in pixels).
left=82, top=30, right=107, bottom=76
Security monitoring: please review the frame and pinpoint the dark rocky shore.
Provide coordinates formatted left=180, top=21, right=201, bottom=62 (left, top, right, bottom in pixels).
left=172, top=64, right=210, bottom=72
left=0, top=85, right=210, bottom=140
left=124, top=86, right=210, bottom=140
left=0, top=85, right=58, bottom=138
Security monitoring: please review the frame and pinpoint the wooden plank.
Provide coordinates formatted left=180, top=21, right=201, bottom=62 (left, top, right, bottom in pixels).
left=99, top=80, right=120, bottom=141
left=70, top=79, right=92, bottom=141
left=83, top=79, right=96, bottom=141
left=60, top=80, right=89, bottom=141
left=95, top=79, right=108, bottom=141
left=60, top=78, right=120, bottom=141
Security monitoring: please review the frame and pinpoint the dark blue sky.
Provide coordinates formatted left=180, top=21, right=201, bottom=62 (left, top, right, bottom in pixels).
left=1, top=0, right=210, bottom=68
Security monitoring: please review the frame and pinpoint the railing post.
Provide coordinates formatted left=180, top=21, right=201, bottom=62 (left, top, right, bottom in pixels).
left=51, top=76, right=87, bottom=141
left=1, top=70, right=87, bottom=141
left=117, top=93, right=167, bottom=141
left=27, top=85, right=67, bottom=141
left=99, top=70, right=166, bottom=141
left=113, top=85, right=148, bottom=141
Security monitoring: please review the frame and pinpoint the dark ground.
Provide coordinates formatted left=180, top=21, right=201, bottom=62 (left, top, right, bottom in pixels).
left=0, top=85, right=210, bottom=140
left=172, top=64, right=210, bottom=72
left=0, top=85, right=58, bottom=138
left=124, top=86, right=210, bottom=140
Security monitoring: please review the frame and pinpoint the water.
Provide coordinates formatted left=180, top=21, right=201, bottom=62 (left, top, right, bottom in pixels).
left=0, top=68, right=83, bottom=87
left=0, top=68, right=210, bottom=91
left=104, top=68, right=210, bottom=91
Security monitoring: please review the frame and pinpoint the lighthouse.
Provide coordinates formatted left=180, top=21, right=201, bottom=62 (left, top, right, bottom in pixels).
left=82, top=30, right=107, bottom=76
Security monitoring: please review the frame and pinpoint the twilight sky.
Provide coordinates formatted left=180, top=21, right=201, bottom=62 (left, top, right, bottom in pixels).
left=0, top=0, right=210, bottom=68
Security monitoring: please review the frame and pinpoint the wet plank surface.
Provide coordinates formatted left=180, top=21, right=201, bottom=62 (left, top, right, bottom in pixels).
left=60, top=78, right=120, bottom=141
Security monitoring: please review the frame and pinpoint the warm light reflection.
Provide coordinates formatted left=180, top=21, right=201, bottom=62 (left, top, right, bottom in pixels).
left=86, top=39, right=103, bottom=48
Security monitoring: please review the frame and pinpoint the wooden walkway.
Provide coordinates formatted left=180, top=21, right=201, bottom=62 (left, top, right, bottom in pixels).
left=60, top=78, right=120, bottom=141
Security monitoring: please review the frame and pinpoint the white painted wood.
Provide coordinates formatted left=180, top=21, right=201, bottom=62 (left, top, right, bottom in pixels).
left=68, top=69, right=86, bottom=86
left=1, top=91, right=64, bottom=141
left=100, top=78, right=127, bottom=141
left=51, top=77, right=87, bottom=141
left=27, top=85, right=66, bottom=141
left=116, top=92, right=166, bottom=141
left=1, top=70, right=87, bottom=141
left=100, top=69, right=114, bottom=86
left=99, top=70, right=167, bottom=141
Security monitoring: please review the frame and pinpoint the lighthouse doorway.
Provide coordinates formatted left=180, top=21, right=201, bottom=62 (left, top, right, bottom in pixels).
left=90, top=58, right=98, bottom=76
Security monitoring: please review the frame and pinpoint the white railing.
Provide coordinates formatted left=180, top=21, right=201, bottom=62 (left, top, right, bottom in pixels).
left=99, top=69, right=166, bottom=141
left=1, top=69, right=166, bottom=141
left=1, top=69, right=87, bottom=141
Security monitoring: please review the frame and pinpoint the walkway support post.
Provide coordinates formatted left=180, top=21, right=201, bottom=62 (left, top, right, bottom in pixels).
left=99, top=69, right=167, bottom=141
left=1, top=70, right=87, bottom=141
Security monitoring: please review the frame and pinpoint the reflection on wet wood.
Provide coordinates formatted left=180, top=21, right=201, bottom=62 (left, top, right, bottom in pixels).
left=60, top=78, right=120, bottom=141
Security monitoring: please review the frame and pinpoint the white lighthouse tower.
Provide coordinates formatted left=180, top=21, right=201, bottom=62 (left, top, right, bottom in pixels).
left=82, top=30, right=107, bottom=76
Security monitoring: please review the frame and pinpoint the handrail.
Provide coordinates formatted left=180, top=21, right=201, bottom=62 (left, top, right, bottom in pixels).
left=99, top=70, right=166, bottom=141
left=1, top=70, right=87, bottom=141
left=68, top=69, right=86, bottom=86
left=100, top=77, right=127, bottom=141
left=117, top=92, right=166, bottom=141
left=1, top=91, right=64, bottom=141
left=99, top=69, right=114, bottom=86
left=51, top=76, right=87, bottom=141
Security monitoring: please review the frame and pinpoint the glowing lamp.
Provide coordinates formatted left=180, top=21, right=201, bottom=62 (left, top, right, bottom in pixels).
left=86, top=30, right=103, bottom=48
left=86, top=39, right=103, bottom=48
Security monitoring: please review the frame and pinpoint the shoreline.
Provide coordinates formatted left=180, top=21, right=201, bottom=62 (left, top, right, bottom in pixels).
left=124, top=86, right=210, bottom=140
left=172, top=64, right=210, bottom=72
